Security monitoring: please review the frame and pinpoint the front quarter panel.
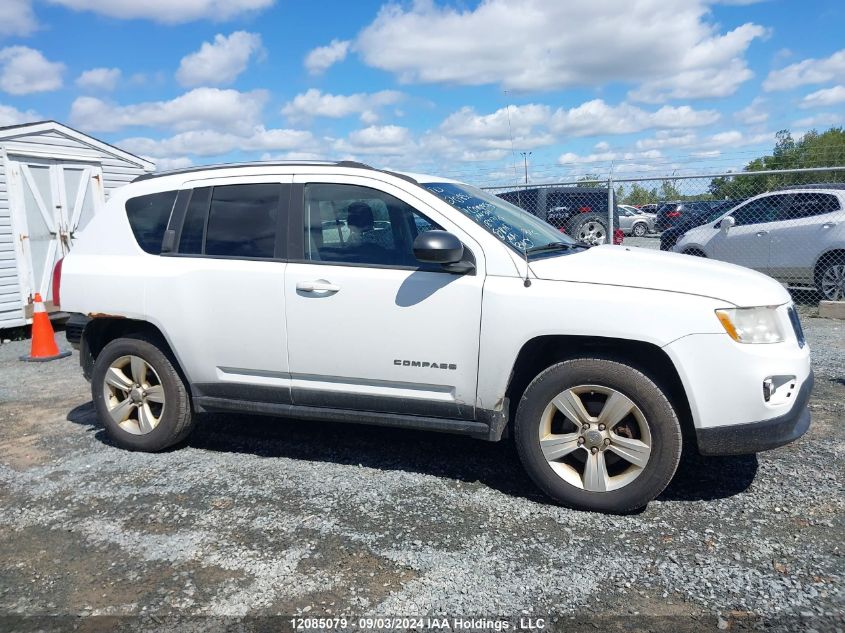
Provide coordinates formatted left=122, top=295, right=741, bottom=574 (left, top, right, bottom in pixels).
left=476, top=275, right=727, bottom=411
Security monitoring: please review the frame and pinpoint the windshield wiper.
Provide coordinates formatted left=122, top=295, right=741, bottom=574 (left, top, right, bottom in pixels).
left=525, top=242, right=585, bottom=254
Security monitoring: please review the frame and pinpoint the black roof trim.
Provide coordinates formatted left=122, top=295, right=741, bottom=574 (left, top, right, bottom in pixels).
left=131, top=160, right=380, bottom=183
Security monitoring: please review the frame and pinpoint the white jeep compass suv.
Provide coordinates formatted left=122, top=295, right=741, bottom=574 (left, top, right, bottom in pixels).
left=60, top=161, right=813, bottom=513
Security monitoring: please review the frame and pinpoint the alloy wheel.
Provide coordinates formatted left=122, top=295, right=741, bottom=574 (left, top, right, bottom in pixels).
left=577, top=222, right=607, bottom=245
left=820, top=264, right=845, bottom=301
left=538, top=385, right=652, bottom=492
left=102, top=355, right=165, bottom=435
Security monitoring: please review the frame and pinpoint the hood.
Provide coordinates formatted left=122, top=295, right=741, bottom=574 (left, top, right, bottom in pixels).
left=529, top=245, right=791, bottom=307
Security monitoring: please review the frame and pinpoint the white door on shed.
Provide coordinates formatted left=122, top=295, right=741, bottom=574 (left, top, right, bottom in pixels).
left=9, top=158, right=104, bottom=305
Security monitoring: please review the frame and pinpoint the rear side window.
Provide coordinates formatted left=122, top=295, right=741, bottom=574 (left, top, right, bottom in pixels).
left=204, top=184, right=281, bottom=258
left=777, top=193, right=840, bottom=220
left=125, top=190, right=178, bottom=254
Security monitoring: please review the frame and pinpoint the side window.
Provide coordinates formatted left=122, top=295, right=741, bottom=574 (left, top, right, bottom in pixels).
left=178, top=187, right=211, bottom=255
left=777, top=193, right=840, bottom=220
left=126, top=190, right=178, bottom=254
left=204, top=184, right=280, bottom=258
left=304, top=183, right=441, bottom=267
left=731, top=195, right=784, bottom=226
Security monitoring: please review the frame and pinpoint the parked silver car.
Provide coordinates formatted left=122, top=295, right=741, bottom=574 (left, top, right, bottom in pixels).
left=618, top=205, right=655, bottom=237
left=674, top=187, right=845, bottom=300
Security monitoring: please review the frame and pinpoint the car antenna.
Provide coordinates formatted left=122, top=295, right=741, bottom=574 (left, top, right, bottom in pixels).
left=505, top=92, right=531, bottom=288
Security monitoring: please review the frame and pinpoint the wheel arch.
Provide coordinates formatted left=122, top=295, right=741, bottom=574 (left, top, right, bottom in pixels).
left=81, top=317, right=192, bottom=386
left=504, top=335, right=694, bottom=445
left=813, top=248, right=845, bottom=280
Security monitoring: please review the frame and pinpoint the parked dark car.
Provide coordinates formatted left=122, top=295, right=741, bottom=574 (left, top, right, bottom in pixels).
left=638, top=203, right=659, bottom=214
left=659, top=200, right=741, bottom=251
left=654, top=200, right=724, bottom=232
left=497, top=186, right=623, bottom=245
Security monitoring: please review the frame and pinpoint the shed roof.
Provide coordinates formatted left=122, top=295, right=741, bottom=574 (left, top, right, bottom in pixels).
left=0, top=120, right=155, bottom=171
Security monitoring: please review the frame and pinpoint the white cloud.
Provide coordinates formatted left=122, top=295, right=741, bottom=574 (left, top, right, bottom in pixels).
left=76, top=67, right=121, bottom=91
left=281, top=89, right=403, bottom=123
left=628, top=56, right=758, bottom=103
left=800, top=85, right=845, bottom=109
left=550, top=100, right=720, bottom=136
left=153, top=156, right=193, bottom=170
left=764, top=49, right=845, bottom=91
left=0, top=46, right=64, bottom=95
left=634, top=128, right=773, bottom=153
left=177, top=31, right=264, bottom=87
left=120, top=127, right=315, bottom=158
left=792, top=113, right=844, bottom=129
left=635, top=131, right=698, bottom=151
left=355, top=0, right=764, bottom=100
left=46, top=0, right=275, bottom=23
left=333, top=125, right=414, bottom=156
left=304, top=39, right=350, bottom=75
left=734, top=96, right=768, bottom=124
left=0, top=0, right=38, bottom=37
left=69, top=88, right=268, bottom=134
left=0, top=102, right=40, bottom=126
left=557, top=149, right=663, bottom=165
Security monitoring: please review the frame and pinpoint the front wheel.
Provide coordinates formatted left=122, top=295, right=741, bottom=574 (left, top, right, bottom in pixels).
left=91, top=336, right=195, bottom=451
left=632, top=222, right=648, bottom=237
left=514, top=358, right=682, bottom=513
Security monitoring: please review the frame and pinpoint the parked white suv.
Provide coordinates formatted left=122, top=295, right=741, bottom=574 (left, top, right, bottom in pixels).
left=60, top=161, right=812, bottom=513
left=674, top=186, right=845, bottom=300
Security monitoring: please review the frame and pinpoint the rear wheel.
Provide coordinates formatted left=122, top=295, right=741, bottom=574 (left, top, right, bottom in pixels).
left=92, top=336, right=195, bottom=451
left=566, top=213, right=608, bottom=245
left=683, top=248, right=706, bottom=257
left=514, top=358, right=682, bottom=513
left=816, top=258, right=845, bottom=301
left=632, top=222, right=647, bottom=237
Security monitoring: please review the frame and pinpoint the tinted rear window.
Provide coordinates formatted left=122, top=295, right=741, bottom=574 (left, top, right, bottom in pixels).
left=204, top=184, right=280, bottom=258
left=125, top=190, right=178, bottom=254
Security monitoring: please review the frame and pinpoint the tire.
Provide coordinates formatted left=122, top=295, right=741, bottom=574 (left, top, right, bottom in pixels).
left=566, top=213, right=608, bottom=245
left=683, top=249, right=706, bottom=257
left=91, top=336, right=195, bottom=451
left=514, top=358, right=682, bottom=513
left=815, top=258, right=845, bottom=301
left=632, top=222, right=647, bottom=237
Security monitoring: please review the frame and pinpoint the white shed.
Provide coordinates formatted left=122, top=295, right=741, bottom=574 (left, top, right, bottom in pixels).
left=0, top=121, right=155, bottom=329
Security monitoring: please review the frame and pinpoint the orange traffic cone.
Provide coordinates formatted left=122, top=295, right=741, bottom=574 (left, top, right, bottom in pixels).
left=19, top=293, right=71, bottom=362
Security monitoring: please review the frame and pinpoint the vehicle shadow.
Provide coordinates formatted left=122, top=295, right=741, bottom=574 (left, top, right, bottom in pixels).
left=67, top=402, right=758, bottom=506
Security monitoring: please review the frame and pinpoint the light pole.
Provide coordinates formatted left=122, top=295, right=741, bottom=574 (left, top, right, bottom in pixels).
left=520, top=151, right=532, bottom=184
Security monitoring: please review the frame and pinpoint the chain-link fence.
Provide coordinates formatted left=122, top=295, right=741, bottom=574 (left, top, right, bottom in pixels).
left=483, top=166, right=845, bottom=301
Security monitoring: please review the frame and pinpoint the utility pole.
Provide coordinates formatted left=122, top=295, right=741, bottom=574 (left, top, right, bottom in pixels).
left=520, top=151, right=532, bottom=184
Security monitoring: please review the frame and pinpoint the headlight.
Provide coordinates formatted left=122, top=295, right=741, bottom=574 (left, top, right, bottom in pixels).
left=715, top=307, right=784, bottom=344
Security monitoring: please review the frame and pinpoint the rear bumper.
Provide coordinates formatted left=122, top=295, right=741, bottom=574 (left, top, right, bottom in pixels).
left=696, top=371, right=813, bottom=456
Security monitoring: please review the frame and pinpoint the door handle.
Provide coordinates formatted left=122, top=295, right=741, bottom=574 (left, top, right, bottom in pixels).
left=822, top=222, right=836, bottom=229
left=756, top=231, right=768, bottom=237
left=296, top=280, right=341, bottom=293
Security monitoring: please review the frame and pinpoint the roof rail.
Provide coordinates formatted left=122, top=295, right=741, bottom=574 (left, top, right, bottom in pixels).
left=131, top=160, right=376, bottom=183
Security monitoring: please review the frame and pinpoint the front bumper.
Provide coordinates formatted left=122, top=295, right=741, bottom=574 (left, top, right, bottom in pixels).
left=696, top=371, right=813, bottom=456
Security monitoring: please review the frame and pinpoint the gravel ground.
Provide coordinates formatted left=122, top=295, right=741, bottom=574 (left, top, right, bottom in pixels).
left=0, top=315, right=842, bottom=633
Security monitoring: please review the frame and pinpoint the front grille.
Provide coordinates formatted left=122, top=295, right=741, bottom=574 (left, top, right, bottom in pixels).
left=787, top=306, right=805, bottom=348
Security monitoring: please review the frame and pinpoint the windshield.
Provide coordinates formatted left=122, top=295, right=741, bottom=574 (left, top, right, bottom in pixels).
left=422, top=182, right=577, bottom=255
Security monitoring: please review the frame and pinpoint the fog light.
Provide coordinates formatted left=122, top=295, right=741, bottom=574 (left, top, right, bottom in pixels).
left=763, top=378, right=773, bottom=402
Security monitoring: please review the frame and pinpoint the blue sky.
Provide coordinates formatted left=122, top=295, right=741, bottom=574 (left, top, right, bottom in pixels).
left=1, top=0, right=844, bottom=185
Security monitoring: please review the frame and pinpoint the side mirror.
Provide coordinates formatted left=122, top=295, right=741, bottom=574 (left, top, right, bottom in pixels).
left=413, top=230, right=464, bottom=264
left=719, top=216, right=735, bottom=233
